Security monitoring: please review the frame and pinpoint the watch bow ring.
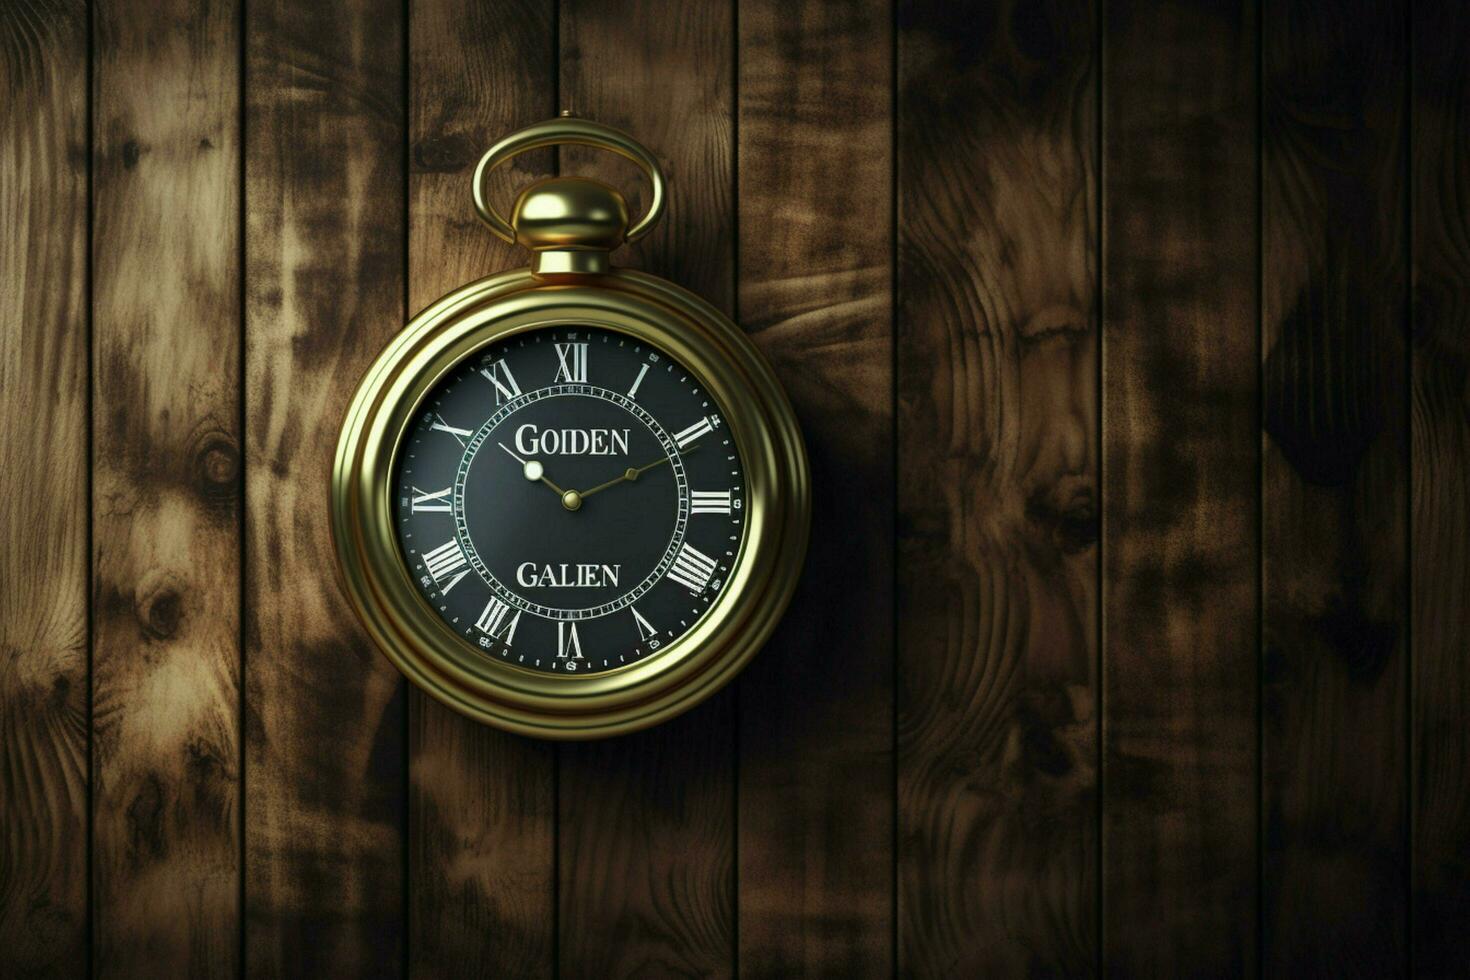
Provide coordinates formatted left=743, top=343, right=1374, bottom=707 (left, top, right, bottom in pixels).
left=472, top=114, right=667, bottom=248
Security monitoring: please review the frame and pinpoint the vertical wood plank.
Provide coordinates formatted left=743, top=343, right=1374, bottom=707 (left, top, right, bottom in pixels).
left=244, top=1, right=405, bottom=974
left=0, top=2, right=90, bottom=976
left=1261, top=0, right=1408, bottom=973
left=1410, top=0, right=1470, bottom=973
left=736, top=0, right=894, bottom=973
left=557, top=2, right=737, bottom=975
left=407, top=0, right=556, bottom=975
left=896, top=0, right=1099, bottom=974
left=91, top=0, right=241, bottom=973
left=1101, top=1, right=1259, bottom=974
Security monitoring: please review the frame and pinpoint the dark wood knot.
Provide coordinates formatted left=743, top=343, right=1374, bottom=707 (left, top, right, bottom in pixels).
left=192, top=429, right=240, bottom=499
left=136, top=575, right=184, bottom=641
left=1025, top=480, right=1097, bottom=554
left=126, top=773, right=167, bottom=860
left=1316, top=595, right=1396, bottom=681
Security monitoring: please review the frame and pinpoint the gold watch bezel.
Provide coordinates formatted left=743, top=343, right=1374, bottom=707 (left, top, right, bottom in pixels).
left=331, top=268, right=810, bottom=739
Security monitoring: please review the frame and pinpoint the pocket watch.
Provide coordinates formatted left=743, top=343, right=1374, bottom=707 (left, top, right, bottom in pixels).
left=332, top=116, right=810, bottom=739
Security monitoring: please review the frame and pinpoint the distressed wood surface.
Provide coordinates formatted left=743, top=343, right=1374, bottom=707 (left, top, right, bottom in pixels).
left=90, top=0, right=241, bottom=975
left=9, top=4, right=1470, bottom=974
left=1261, top=1, right=1409, bottom=973
left=1411, top=0, right=1470, bottom=973
left=556, top=1, right=738, bottom=976
left=407, top=1, right=557, bottom=975
left=1102, top=1, right=1260, bottom=974
left=736, top=0, right=894, bottom=974
left=0, top=1, right=90, bottom=976
left=244, top=1, right=406, bottom=974
left=897, top=0, right=1098, bottom=974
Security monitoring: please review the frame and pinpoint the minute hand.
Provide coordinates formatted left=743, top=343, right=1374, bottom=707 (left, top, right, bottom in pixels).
left=577, top=446, right=694, bottom=500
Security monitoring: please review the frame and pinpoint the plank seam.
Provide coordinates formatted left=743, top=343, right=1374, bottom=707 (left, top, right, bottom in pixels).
left=889, top=0, right=899, bottom=974
left=238, top=0, right=250, bottom=974
left=1095, top=0, right=1107, bottom=970
left=85, top=0, right=96, bottom=972
left=1253, top=37, right=1270, bottom=965
left=1403, top=0, right=1415, bottom=971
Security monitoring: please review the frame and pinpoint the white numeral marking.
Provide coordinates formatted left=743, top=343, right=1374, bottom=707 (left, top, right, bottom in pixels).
left=480, top=359, right=521, bottom=404
left=557, top=621, right=584, bottom=659
left=431, top=415, right=472, bottom=447
left=631, top=606, right=658, bottom=642
left=475, top=597, right=521, bottom=644
left=423, top=539, right=470, bottom=593
left=673, top=416, right=714, bottom=449
left=554, top=343, right=588, bottom=383
left=411, top=486, right=453, bottom=513
left=667, top=542, right=718, bottom=594
left=627, top=363, right=650, bottom=399
left=690, top=490, right=732, bottom=515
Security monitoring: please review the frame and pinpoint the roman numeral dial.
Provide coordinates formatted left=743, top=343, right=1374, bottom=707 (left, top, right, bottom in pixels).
left=481, top=359, right=521, bottom=403
left=411, top=486, right=453, bottom=513
left=422, top=539, right=470, bottom=594
left=475, top=597, right=521, bottom=644
left=557, top=622, right=584, bottom=659
left=690, top=490, right=732, bottom=515
left=394, top=326, right=746, bottom=673
left=667, top=542, right=719, bottom=594
left=554, top=342, right=588, bottom=383
left=673, top=416, right=714, bottom=449
left=631, top=606, right=658, bottom=642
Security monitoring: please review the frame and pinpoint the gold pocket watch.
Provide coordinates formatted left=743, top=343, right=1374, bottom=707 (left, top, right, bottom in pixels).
left=332, top=116, right=810, bottom=739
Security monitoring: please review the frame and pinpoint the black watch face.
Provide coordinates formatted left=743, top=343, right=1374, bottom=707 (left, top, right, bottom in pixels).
left=394, top=325, right=747, bottom=674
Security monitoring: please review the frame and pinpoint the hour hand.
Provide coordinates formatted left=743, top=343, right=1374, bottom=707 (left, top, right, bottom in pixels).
left=499, top=442, right=567, bottom=497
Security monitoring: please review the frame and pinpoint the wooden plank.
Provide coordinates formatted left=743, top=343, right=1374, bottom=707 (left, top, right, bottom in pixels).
left=1410, top=0, right=1470, bottom=972
left=896, top=0, right=1098, bottom=974
left=1261, top=0, right=1408, bottom=973
left=244, top=1, right=405, bottom=974
left=406, top=0, right=556, bottom=975
left=1101, top=1, right=1259, bottom=974
left=90, top=0, right=241, bottom=974
left=736, top=0, right=893, bottom=973
left=557, top=1, right=737, bottom=975
left=0, top=2, right=90, bottom=976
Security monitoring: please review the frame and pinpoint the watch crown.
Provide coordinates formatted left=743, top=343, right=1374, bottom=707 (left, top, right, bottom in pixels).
left=511, top=176, right=629, bottom=277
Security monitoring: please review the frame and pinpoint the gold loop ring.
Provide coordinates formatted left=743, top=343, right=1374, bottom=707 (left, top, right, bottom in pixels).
left=472, top=115, right=667, bottom=246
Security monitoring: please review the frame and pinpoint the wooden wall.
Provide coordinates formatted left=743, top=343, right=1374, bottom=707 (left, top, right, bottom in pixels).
left=1, top=0, right=1467, bottom=976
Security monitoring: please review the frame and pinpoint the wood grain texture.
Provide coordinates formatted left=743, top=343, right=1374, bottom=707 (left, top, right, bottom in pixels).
left=407, top=0, right=556, bottom=975
left=557, top=2, right=737, bottom=975
left=244, top=1, right=405, bottom=974
left=0, top=1, right=90, bottom=976
left=90, top=0, right=241, bottom=974
left=897, top=0, right=1098, bottom=974
left=1101, top=1, right=1259, bottom=975
left=1411, top=1, right=1470, bottom=973
left=1261, top=1, right=1408, bottom=973
left=8, top=7, right=1467, bottom=973
left=736, top=0, right=894, bottom=974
